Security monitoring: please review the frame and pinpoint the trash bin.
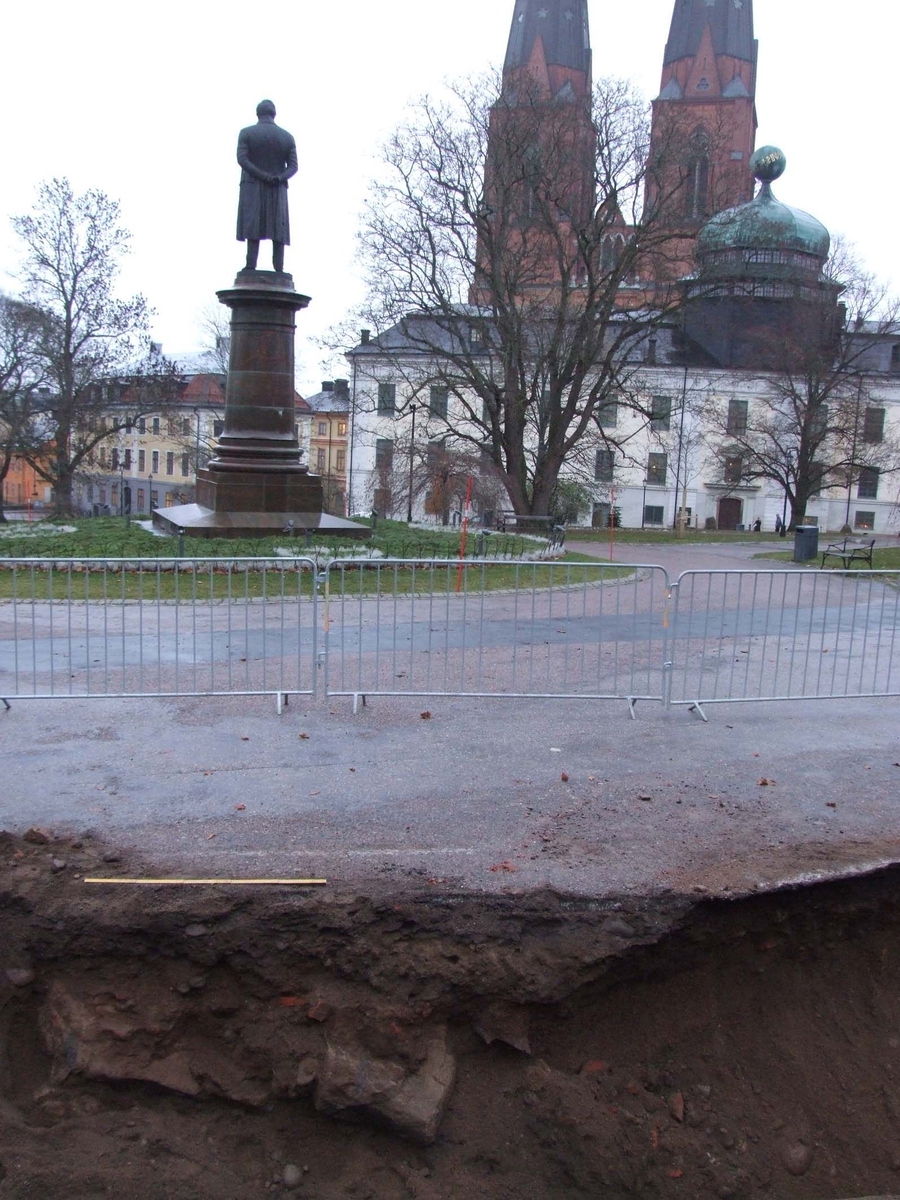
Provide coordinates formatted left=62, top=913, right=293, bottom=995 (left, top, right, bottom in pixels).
left=793, top=525, right=819, bottom=563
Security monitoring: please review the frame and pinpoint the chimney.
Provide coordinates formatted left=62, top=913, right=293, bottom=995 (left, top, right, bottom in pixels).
left=360, top=329, right=371, bottom=345
left=322, top=381, right=335, bottom=392
left=333, top=379, right=349, bottom=400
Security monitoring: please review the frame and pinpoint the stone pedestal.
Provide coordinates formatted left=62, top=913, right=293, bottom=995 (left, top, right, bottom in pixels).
left=154, top=270, right=367, bottom=540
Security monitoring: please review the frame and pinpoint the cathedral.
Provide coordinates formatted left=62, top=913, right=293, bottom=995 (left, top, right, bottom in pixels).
left=347, top=0, right=900, bottom=535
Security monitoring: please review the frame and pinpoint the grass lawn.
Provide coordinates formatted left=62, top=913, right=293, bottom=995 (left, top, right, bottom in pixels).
left=0, top=550, right=627, bottom=602
left=757, top=546, right=900, bottom=572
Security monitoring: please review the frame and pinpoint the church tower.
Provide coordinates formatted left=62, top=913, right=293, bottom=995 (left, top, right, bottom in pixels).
left=470, top=0, right=596, bottom=304
left=648, top=0, right=758, bottom=242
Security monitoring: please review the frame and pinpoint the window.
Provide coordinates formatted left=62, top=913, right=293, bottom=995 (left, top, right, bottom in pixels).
left=647, top=452, right=668, bottom=485
left=151, top=450, right=160, bottom=473
left=111, top=485, right=119, bottom=508
left=98, top=447, right=106, bottom=468
left=138, top=449, right=146, bottom=472
left=181, top=454, right=190, bottom=477
left=182, top=418, right=191, bottom=436
left=650, top=396, right=671, bottom=432
left=685, top=151, right=710, bottom=219
left=644, top=505, right=665, bottom=526
left=214, top=420, right=224, bottom=438
left=727, top=399, right=748, bottom=435
left=150, top=490, right=159, bottom=509
left=167, top=420, right=176, bottom=437
left=165, top=492, right=175, bottom=508
left=336, top=450, right=346, bottom=472
left=724, top=455, right=743, bottom=484
left=165, top=452, right=174, bottom=476
left=318, top=421, right=328, bottom=436
left=429, top=387, right=449, bottom=419
left=111, top=448, right=119, bottom=471
left=137, top=488, right=145, bottom=512
left=124, top=449, right=132, bottom=470
left=858, top=467, right=880, bottom=499
left=316, top=448, right=326, bottom=471
left=597, top=402, right=618, bottom=429
left=594, top=449, right=615, bottom=482
left=152, top=418, right=160, bottom=435
left=377, top=383, right=396, bottom=414
left=125, top=419, right=132, bottom=434
left=863, top=407, right=885, bottom=444
left=87, top=484, right=94, bottom=502
left=811, top=404, right=829, bottom=440
left=138, top=418, right=146, bottom=434
left=375, top=438, right=394, bottom=470
left=891, top=345, right=900, bottom=372
left=855, top=511, right=876, bottom=530
left=337, top=421, right=347, bottom=436
left=99, top=486, right=106, bottom=504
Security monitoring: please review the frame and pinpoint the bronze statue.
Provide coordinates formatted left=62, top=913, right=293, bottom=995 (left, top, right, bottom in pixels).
left=236, top=100, right=298, bottom=274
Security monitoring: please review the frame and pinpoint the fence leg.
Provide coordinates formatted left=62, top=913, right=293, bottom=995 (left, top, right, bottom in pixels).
left=687, top=703, right=709, bottom=723
left=1, top=699, right=10, bottom=712
left=275, top=692, right=284, bottom=716
left=626, top=697, right=639, bottom=720
left=352, top=694, right=367, bottom=715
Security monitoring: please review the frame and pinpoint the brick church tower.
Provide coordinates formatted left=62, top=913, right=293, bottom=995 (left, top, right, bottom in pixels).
left=470, top=0, right=596, bottom=304
left=647, top=0, right=758, bottom=275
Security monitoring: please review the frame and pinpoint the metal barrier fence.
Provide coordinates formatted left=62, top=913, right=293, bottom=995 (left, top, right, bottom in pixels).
left=322, top=559, right=670, bottom=716
left=0, top=557, right=319, bottom=711
left=2, top=557, right=899, bottom=720
left=667, top=569, right=900, bottom=720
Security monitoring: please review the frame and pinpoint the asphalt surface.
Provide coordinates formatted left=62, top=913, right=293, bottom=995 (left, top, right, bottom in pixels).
left=1, top=538, right=898, bottom=901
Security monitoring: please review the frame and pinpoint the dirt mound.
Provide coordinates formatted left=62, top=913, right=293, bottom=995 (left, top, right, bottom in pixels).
left=1, top=831, right=900, bottom=1197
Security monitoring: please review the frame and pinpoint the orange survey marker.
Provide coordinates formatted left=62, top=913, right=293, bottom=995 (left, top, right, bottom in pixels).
left=84, top=878, right=327, bottom=886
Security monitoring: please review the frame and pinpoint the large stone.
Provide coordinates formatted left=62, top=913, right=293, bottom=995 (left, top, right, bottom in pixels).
left=315, top=1026, right=456, bottom=1144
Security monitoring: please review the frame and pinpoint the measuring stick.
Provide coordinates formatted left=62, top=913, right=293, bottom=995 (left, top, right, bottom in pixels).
left=84, top=878, right=327, bottom=886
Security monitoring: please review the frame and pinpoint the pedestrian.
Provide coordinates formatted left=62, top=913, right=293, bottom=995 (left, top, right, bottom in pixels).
left=774, top=514, right=782, bottom=534
left=753, top=517, right=762, bottom=533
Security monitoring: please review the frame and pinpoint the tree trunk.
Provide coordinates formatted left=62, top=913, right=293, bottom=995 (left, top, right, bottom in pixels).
left=51, top=468, right=76, bottom=518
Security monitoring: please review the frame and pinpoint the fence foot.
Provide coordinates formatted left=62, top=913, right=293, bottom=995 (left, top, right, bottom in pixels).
left=352, top=693, right=368, bottom=715
left=1, top=699, right=10, bottom=712
left=688, top=703, right=709, bottom=723
left=275, top=692, right=284, bottom=716
left=626, top=697, right=639, bottom=720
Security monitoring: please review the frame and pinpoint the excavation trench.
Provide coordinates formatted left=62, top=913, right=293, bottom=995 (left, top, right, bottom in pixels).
left=1, top=832, right=899, bottom=1199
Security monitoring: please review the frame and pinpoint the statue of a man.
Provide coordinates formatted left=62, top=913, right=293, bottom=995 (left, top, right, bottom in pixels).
left=236, top=100, right=298, bottom=274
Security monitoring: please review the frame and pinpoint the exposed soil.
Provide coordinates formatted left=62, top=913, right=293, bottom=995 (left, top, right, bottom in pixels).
left=1, top=831, right=900, bottom=1198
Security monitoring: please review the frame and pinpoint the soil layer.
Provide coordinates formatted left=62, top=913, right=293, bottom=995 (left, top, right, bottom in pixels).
left=1, top=831, right=900, bottom=1198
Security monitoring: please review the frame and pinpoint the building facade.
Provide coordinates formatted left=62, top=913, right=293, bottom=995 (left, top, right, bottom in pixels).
left=347, top=0, right=900, bottom=535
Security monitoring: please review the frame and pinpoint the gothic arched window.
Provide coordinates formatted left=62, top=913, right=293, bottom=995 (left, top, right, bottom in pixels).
left=685, top=130, right=711, bottom=220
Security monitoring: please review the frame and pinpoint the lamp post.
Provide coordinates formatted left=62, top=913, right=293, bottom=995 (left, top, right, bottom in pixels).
left=148, top=473, right=154, bottom=516
left=406, top=403, right=418, bottom=524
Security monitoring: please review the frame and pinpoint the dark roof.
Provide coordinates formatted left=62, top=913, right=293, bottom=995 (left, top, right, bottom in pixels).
left=504, top=0, right=591, bottom=75
left=663, top=0, right=756, bottom=65
left=305, top=388, right=348, bottom=414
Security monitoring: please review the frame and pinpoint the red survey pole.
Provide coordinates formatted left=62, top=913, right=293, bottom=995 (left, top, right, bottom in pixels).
left=456, top=475, right=474, bottom=593
left=608, top=486, right=616, bottom=562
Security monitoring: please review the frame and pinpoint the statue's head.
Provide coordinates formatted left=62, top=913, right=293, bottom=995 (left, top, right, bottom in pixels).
left=256, top=99, right=277, bottom=119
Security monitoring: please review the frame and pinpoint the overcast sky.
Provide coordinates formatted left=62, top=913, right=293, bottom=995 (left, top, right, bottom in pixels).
left=0, top=0, right=894, bottom=395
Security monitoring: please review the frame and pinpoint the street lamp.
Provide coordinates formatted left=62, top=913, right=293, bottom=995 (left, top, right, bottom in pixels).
left=148, top=473, right=154, bottom=515
left=406, top=403, right=418, bottom=524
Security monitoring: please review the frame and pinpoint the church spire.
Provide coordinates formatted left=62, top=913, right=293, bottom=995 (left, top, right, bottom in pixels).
left=664, top=0, right=756, bottom=67
left=503, top=0, right=592, bottom=99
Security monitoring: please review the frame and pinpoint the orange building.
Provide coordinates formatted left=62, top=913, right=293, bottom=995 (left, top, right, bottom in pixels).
left=2, top=450, right=54, bottom=513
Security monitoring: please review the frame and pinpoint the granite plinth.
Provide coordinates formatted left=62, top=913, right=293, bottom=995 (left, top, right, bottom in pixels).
left=153, top=503, right=370, bottom=540
left=195, top=465, right=324, bottom=514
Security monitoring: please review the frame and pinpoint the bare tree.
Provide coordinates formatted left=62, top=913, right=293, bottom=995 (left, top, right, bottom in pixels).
left=0, top=296, right=48, bottom=523
left=355, top=72, right=702, bottom=518
left=11, top=178, right=180, bottom=515
left=703, top=250, right=900, bottom=529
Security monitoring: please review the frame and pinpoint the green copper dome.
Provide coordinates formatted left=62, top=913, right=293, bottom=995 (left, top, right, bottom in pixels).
left=697, top=147, right=831, bottom=263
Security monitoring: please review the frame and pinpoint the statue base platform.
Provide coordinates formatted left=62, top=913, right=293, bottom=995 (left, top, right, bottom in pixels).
left=153, top=503, right=370, bottom=541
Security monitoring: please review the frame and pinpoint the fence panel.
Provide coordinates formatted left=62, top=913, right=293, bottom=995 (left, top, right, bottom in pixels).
left=668, top=569, right=900, bottom=717
left=0, top=557, right=319, bottom=705
left=323, top=558, right=670, bottom=713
